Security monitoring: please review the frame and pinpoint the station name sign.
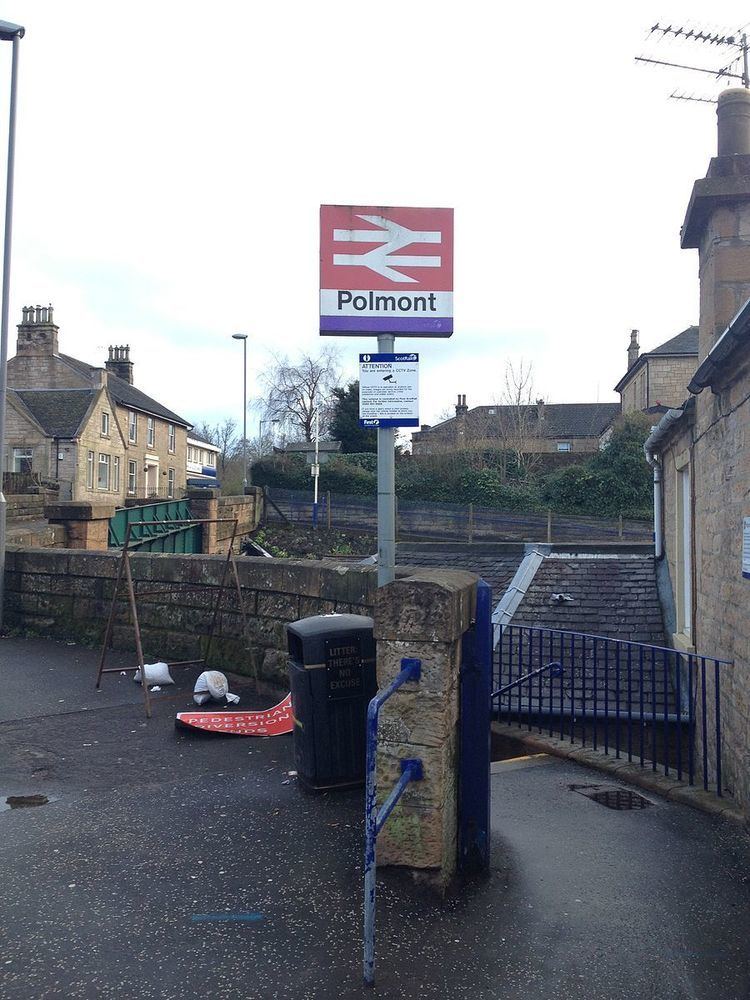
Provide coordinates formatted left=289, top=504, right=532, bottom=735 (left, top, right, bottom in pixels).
left=320, top=205, right=453, bottom=337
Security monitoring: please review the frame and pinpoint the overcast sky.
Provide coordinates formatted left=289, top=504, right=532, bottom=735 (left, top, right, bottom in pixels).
left=0, top=1, right=746, bottom=433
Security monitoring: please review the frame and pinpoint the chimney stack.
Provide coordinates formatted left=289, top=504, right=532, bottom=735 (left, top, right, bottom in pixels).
left=105, top=344, right=134, bottom=385
left=536, top=398, right=545, bottom=423
left=682, top=88, right=750, bottom=359
left=16, top=304, right=58, bottom=357
left=627, top=329, right=640, bottom=369
left=455, top=393, right=468, bottom=416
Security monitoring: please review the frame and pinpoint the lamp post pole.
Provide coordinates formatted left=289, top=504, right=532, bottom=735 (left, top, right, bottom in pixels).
left=232, top=333, right=248, bottom=491
left=0, top=21, right=24, bottom=632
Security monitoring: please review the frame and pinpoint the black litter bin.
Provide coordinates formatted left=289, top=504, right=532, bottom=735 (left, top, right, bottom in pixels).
left=287, top=613, right=376, bottom=790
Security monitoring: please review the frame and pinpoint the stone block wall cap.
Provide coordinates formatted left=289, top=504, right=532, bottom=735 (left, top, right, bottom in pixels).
left=187, top=488, right=220, bottom=498
left=383, top=568, right=480, bottom=591
left=45, top=501, right=117, bottom=521
left=681, top=172, right=750, bottom=248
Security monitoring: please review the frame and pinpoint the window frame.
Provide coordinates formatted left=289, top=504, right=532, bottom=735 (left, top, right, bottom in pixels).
left=167, top=467, right=175, bottom=499
left=101, top=411, right=110, bottom=437
left=87, top=450, right=95, bottom=489
left=128, top=410, right=137, bottom=444
left=168, top=423, right=175, bottom=453
left=12, top=446, right=33, bottom=474
left=127, top=459, right=137, bottom=495
left=147, top=417, right=155, bottom=448
left=97, top=453, right=110, bottom=491
left=556, top=441, right=572, bottom=452
left=113, top=456, right=120, bottom=493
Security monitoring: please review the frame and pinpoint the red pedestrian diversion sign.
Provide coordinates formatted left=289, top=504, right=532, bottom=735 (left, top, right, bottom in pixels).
left=175, top=693, right=294, bottom=737
left=320, top=205, right=453, bottom=337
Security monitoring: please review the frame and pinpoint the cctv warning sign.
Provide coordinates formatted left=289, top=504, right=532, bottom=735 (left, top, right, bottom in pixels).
left=359, top=353, right=419, bottom=428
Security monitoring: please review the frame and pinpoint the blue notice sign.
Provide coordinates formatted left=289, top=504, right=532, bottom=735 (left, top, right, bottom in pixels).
left=359, top=353, right=419, bottom=428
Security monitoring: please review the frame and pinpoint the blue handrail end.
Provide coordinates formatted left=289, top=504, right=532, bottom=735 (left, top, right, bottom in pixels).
left=400, top=758, right=423, bottom=780
left=401, top=657, right=421, bottom=680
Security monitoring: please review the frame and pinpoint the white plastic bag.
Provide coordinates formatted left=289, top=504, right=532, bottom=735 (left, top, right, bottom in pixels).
left=193, top=670, right=239, bottom=705
left=133, top=662, right=174, bottom=685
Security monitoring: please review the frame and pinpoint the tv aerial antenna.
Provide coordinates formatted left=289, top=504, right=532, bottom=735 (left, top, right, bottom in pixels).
left=635, top=22, right=749, bottom=105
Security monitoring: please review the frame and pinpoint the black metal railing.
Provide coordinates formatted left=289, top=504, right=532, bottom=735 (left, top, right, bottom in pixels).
left=494, top=625, right=733, bottom=796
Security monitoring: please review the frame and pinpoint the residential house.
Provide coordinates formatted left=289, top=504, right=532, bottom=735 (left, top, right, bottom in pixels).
left=6, top=305, right=191, bottom=502
left=411, top=395, right=620, bottom=456
left=644, top=88, right=750, bottom=818
left=615, top=326, right=699, bottom=413
left=187, top=432, right=220, bottom=486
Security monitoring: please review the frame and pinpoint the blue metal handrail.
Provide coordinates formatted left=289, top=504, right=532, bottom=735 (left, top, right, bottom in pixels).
left=363, top=657, right=423, bottom=987
left=495, top=624, right=734, bottom=797
left=492, top=660, right=562, bottom=699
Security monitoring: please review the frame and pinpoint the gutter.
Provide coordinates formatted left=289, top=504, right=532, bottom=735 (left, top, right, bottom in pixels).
left=688, top=296, right=750, bottom=394
left=643, top=408, right=685, bottom=560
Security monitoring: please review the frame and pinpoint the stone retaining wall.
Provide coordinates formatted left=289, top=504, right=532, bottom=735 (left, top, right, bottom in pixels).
left=4, top=547, right=375, bottom=687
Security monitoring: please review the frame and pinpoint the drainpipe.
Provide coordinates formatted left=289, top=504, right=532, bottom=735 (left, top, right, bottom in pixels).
left=643, top=408, right=684, bottom=560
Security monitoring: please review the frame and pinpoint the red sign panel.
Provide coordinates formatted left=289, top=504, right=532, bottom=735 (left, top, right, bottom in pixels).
left=320, top=205, right=453, bottom=337
left=176, top=693, right=294, bottom=737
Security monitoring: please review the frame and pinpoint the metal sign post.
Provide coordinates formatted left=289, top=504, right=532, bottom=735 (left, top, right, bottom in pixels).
left=320, top=205, right=453, bottom=587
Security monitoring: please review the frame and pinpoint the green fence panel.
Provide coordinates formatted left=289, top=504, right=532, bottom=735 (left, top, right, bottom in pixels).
left=108, top=499, right=202, bottom=553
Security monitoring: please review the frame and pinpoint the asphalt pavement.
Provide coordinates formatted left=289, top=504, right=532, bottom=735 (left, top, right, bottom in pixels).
left=1, top=637, right=749, bottom=1000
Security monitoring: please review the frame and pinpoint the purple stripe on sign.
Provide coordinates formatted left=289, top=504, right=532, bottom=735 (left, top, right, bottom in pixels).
left=320, top=315, right=453, bottom=334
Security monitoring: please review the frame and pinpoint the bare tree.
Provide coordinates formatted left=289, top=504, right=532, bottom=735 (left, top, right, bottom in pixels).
left=259, top=347, right=341, bottom=442
left=498, top=360, right=543, bottom=478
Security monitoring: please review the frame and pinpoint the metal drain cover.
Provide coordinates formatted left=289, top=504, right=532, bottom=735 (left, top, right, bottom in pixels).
left=570, top=784, right=652, bottom=810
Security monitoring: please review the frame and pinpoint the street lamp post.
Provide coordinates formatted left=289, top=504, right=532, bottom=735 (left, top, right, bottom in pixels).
left=0, top=20, right=25, bottom=632
left=231, top=333, right=248, bottom=490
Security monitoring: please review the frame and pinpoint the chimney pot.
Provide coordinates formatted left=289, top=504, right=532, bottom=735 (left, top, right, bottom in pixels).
left=717, top=88, right=750, bottom=156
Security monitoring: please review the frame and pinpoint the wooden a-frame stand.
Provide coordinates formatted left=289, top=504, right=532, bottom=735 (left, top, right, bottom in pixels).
left=95, top=518, right=249, bottom=718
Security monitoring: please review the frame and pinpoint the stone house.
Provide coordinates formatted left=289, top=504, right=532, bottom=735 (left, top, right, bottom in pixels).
left=6, top=305, right=192, bottom=502
left=644, top=89, right=750, bottom=817
left=615, top=326, right=699, bottom=414
left=411, top=395, right=620, bottom=456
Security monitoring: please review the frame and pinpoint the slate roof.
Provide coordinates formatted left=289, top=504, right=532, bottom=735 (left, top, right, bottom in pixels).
left=418, top=402, right=620, bottom=443
left=512, top=555, right=665, bottom=644
left=11, top=388, right=95, bottom=438
left=187, top=430, right=219, bottom=449
left=649, top=325, right=699, bottom=356
left=59, top=354, right=191, bottom=427
left=396, top=543, right=524, bottom=597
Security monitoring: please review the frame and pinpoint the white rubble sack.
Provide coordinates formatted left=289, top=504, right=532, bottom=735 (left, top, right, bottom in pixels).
left=133, top=662, right=174, bottom=685
left=193, top=670, right=239, bottom=705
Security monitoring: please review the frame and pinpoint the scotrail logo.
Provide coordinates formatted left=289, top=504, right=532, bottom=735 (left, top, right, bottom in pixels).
left=332, top=215, right=441, bottom=283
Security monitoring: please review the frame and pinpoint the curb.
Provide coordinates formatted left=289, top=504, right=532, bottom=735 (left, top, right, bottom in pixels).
left=491, top=721, right=747, bottom=827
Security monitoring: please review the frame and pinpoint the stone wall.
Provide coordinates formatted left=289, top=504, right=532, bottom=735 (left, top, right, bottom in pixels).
left=4, top=547, right=376, bottom=688
left=648, top=356, right=697, bottom=409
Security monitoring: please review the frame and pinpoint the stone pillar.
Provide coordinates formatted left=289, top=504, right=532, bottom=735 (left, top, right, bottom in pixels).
left=187, top=488, right=219, bottom=554
left=44, top=501, right=116, bottom=550
left=373, top=568, right=478, bottom=891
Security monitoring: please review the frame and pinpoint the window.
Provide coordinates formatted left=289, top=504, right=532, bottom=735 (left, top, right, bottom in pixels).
left=113, top=456, right=120, bottom=493
left=128, top=460, right=137, bottom=495
left=557, top=442, right=572, bottom=452
left=101, top=412, right=110, bottom=436
left=168, top=424, right=175, bottom=453
left=205, top=452, right=215, bottom=469
left=97, top=453, right=110, bottom=490
left=676, top=464, right=692, bottom=636
left=128, top=410, right=137, bottom=443
left=12, top=447, right=33, bottom=473
left=147, top=417, right=155, bottom=447
left=167, top=467, right=175, bottom=499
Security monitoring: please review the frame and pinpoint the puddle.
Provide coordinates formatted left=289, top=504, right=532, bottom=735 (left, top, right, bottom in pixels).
left=570, top=783, right=652, bottom=810
left=2, top=793, right=56, bottom=811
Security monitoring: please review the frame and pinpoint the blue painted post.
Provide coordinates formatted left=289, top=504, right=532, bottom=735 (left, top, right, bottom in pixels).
left=458, top=579, right=492, bottom=875
left=363, top=658, right=422, bottom=987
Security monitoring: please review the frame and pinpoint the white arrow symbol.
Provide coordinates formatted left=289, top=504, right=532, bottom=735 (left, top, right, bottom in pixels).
left=332, top=214, right=441, bottom=283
